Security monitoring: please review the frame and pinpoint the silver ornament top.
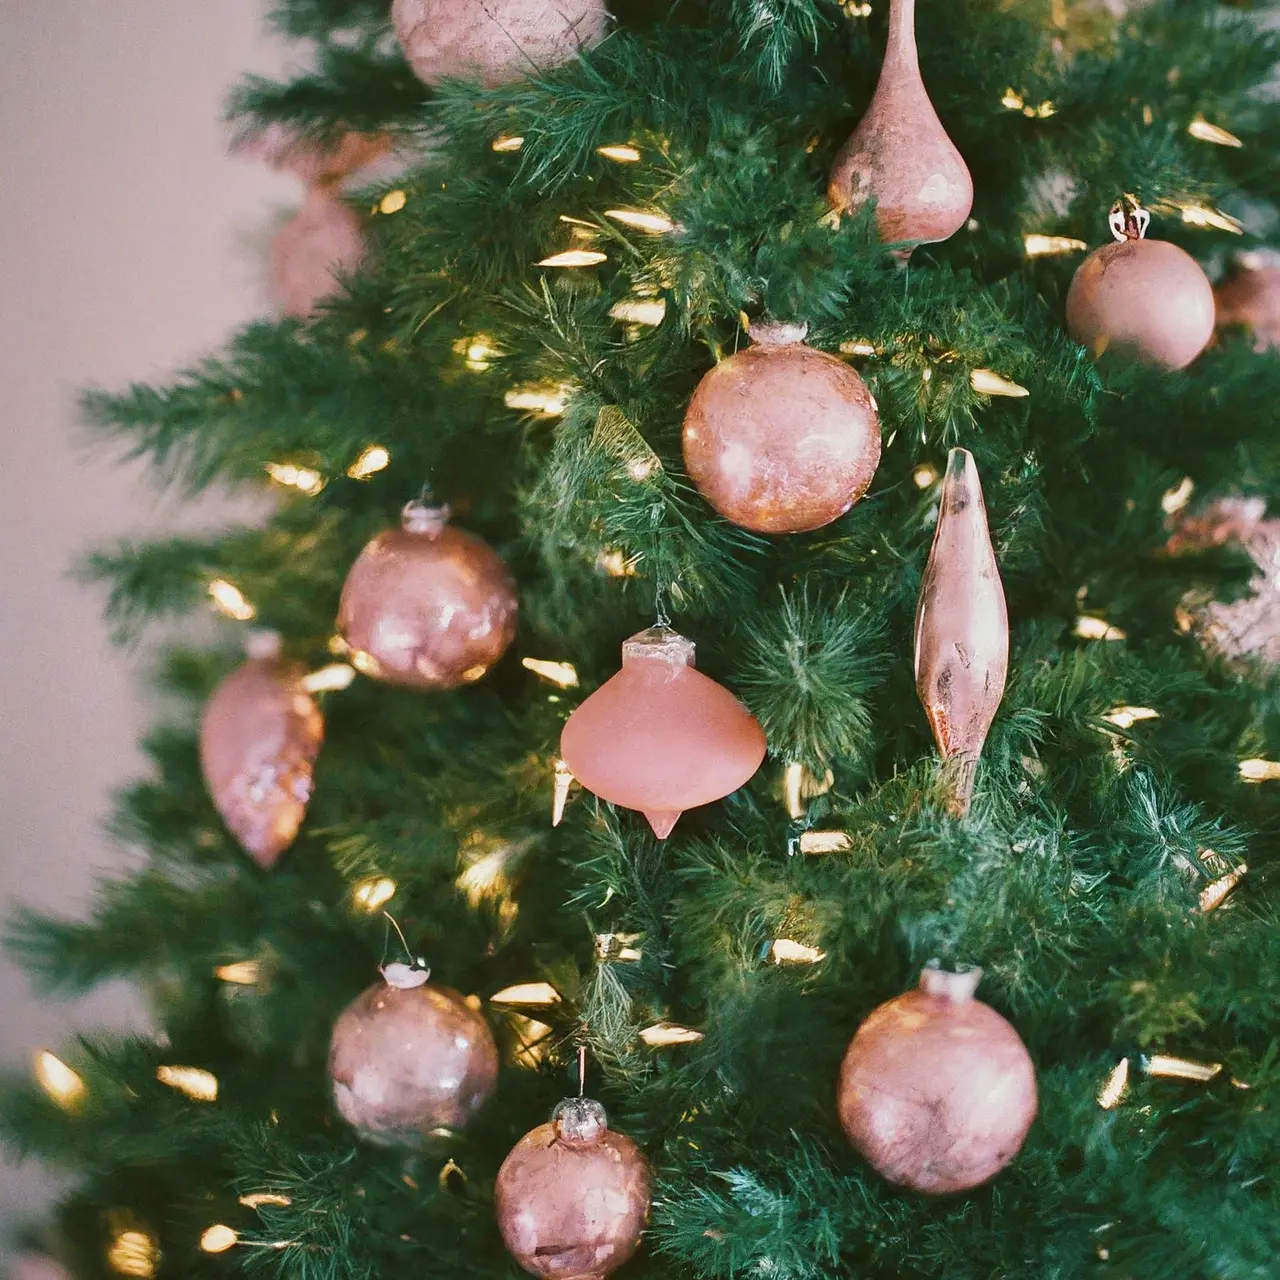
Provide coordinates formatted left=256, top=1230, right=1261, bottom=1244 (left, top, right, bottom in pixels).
left=552, top=1096, right=609, bottom=1146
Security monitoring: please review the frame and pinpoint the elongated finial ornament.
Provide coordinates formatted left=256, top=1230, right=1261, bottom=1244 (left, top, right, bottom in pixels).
left=914, top=448, right=1008, bottom=816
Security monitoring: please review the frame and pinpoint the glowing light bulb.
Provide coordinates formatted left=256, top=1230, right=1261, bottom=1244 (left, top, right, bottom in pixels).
left=108, top=1232, right=159, bottom=1277
left=604, top=209, right=675, bottom=233
left=640, top=1022, right=704, bottom=1047
left=1024, top=234, right=1088, bottom=257
left=1238, top=758, right=1280, bottom=782
left=378, top=189, right=407, bottom=214
left=608, top=299, right=667, bottom=326
left=239, top=1192, right=292, bottom=1208
left=520, top=658, right=579, bottom=688
left=1178, top=204, right=1243, bottom=234
left=33, top=1050, right=85, bottom=1109
left=208, top=579, right=255, bottom=621
left=264, top=462, right=325, bottom=495
left=353, top=877, right=396, bottom=911
left=1100, top=706, right=1159, bottom=731
left=301, top=663, right=356, bottom=693
left=492, top=135, right=524, bottom=152
left=1187, top=117, right=1242, bottom=147
left=1097, top=1058, right=1129, bottom=1109
left=769, top=939, right=826, bottom=964
left=155, top=1065, right=218, bottom=1102
left=970, top=368, right=1029, bottom=397
left=215, top=960, right=260, bottom=984
left=536, top=249, right=608, bottom=268
left=200, top=1226, right=238, bottom=1254
left=596, top=144, right=641, bottom=162
left=913, top=465, right=938, bottom=489
left=347, top=444, right=390, bottom=479
left=1161, top=476, right=1194, bottom=515
left=1074, top=616, right=1126, bottom=641
left=490, top=982, right=562, bottom=1006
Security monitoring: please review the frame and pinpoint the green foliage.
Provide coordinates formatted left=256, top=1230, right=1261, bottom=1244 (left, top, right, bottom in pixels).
left=8, top=0, right=1280, bottom=1276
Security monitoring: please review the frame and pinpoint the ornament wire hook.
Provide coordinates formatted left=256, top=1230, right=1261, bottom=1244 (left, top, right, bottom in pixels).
left=577, top=1044, right=587, bottom=1097
left=381, top=911, right=426, bottom=972
left=1108, top=195, right=1150, bottom=243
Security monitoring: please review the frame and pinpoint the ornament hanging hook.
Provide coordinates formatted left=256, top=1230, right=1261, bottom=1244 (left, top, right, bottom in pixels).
left=381, top=910, right=427, bottom=973
left=1108, top=195, right=1150, bottom=243
left=576, top=1043, right=587, bottom=1097
left=653, top=584, right=671, bottom=630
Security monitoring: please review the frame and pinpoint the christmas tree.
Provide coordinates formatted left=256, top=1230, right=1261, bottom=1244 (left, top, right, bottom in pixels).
left=6, top=0, right=1280, bottom=1275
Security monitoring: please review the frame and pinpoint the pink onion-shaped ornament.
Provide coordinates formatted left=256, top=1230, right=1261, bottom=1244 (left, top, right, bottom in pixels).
left=1215, top=259, right=1280, bottom=353
left=837, top=966, right=1037, bottom=1194
left=496, top=1096, right=651, bottom=1280
left=559, top=626, right=766, bottom=838
left=337, top=501, right=518, bottom=691
left=828, top=0, right=973, bottom=252
left=199, top=631, right=324, bottom=869
left=328, top=964, right=498, bottom=1145
left=269, top=187, right=366, bottom=320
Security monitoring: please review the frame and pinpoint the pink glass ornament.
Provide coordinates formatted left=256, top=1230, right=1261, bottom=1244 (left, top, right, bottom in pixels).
left=269, top=187, right=366, bottom=319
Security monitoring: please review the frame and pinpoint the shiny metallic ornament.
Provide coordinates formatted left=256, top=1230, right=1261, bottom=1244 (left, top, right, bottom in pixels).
left=199, top=632, right=324, bottom=869
left=914, top=448, right=1008, bottom=817
left=837, top=967, right=1037, bottom=1194
left=392, top=0, right=608, bottom=88
left=269, top=188, right=365, bottom=320
left=559, top=626, right=767, bottom=838
left=1066, top=201, right=1214, bottom=370
left=337, top=501, right=518, bottom=691
left=682, top=321, right=881, bottom=534
left=328, top=970, right=498, bottom=1145
left=496, top=1097, right=651, bottom=1280
left=828, top=0, right=973, bottom=251
left=1215, top=260, right=1280, bottom=352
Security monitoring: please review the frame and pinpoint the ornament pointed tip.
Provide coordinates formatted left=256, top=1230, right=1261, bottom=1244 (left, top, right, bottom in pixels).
left=643, top=810, right=681, bottom=839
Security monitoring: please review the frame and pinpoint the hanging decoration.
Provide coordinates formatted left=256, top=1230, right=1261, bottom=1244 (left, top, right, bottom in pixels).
left=1214, top=256, right=1280, bottom=352
left=681, top=321, right=881, bottom=533
left=559, top=626, right=766, bottom=838
left=269, top=187, right=366, bottom=320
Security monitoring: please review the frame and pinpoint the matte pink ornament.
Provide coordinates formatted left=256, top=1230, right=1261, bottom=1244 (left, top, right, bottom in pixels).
left=496, top=1097, right=651, bottom=1280
left=199, top=631, right=324, bottom=869
left=559, top=626, right=766, bottom=838
left=1215, top=261, right=1280, bottom=353
left=914, top=448, right=1008, bottom=818
left=269, top=187, right=366, bottom=319
left=1066, top=203, right=1214, bottom=370
left=682, top=321, right=881, bottom=534
left=238, top=126, right=394, bottom=188
left=337, top=501, right=518, bottom=691
left=392, top=0, right=609, bottom=88
left=828, top=0, right=973, bottom=251
left=328, top=968, right=498, bottom=1145
left=837, top=966, right=1037, bottom=1194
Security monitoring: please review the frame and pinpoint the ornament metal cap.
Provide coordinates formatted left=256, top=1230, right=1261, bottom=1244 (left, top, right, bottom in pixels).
left=746, top=318, right=809, bottom=347
left=401, top=499, right=450, bottom=536
left=919, top=964, right=983, bottom=1002
left=244, top=628, right=284, bottom=661
left=621, top=625, right=696, bottom=670
left=551, top=1096, right=609, bottom=1146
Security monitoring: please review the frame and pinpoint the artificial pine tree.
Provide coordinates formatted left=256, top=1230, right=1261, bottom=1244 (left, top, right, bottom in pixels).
left=5, top=0, right=1280, bottom=1275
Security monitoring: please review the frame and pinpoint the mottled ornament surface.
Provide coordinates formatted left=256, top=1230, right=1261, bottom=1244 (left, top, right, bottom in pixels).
left=914, top=448, right=1007, bottom=817
left=838, top=967, right=1037, bottom=1194
left=828, top=0, right=972, bottom=249
left=200, top=634, right=324, bottom=869
left=682, top=322, right=881, bottom=534
left=269, top=187, right=365, bottom=319
left=496, top=1097, right=651, bottom=1280
left=337, top=502, right=518, bottom=690
left=560, top=626, right=766, bottom=838
left=328, top=978, right=498, bottom=1144
left=1215, top=262, right=1280, bottom=353
left=392, top=0, right=608, bottom=88
left=1065, top=215, right=1214, bottom=370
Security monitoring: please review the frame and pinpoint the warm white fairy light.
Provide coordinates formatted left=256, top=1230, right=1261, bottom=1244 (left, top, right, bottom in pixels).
left=301, top=663, right=356, bottom=693
left=609, top=299, right=667, bottom=326
left=913, top=465, right=938, bottom=489
left=1000, top=89, right=1055, bottom=117
left=839, top=339, right=878, bottom=356
left=537, top=249, right=608, bottom=268
left=108, top=1232, right=159, bottom=1277
left=492, top=135, right=524, bottom=152
left=264, top=462, right=325, bottom=496
left=597, top=547, right=640, bottom=577
left=1100, top=706, right=1159, bottom=731
left=456, top=335, right=502, bottom=371
left=1141, top=1054, right=1222, bottom=1082
left=626, top=455, right=660, bottom=482
left=347, top=444, right=390, bottom=479
left=970, top=369, right=1029, bottom=397
left=597, top=144, right=641, bottom=162
left=353, top=876, right=396, bottom=911
left=490, top=982, right=561, bottom=1006
left=1161, top=476, right=1194, bottom=515
left=1097, top=1057, right=1130, bottom=1109
left=504, top=383, right=571, bottom=415
left=797, top=831, right=853, bottom=854
left=1200, top=864, right=1247, bottom=912
left=33, top=1050, right=86, bottom=1109
left=841, top=1, right=872, bottom=15
left=1178, top=204, right=1244, bottom=234
left=1187, top=117, right=1242, bottom=148
left=552, top=758, right=575, bottom=826
left=1238, top=758, right=1280, bottom=783
left=521, top=657, right=579, bottom=688
left=155, top=1065, right=219, bottom=1102
left=604, top=209, right=675, bottom=233
left=1074, top=616, right=1126, bottom=641
left=640, top=1022, right=704, bottom=1047
left=215, top=960, right=260, bottom=985
left=456, top=844, right=519, bottom=906
left=1024, top=234, right=1088, bottom=257
left=596, top=931, right=643, bottom=962
left=506, top=1013, right=554, bottom=1067
left=199, top=1226, right=238, bottom=1254
left=239, top=1193, right=292, bottom=1208
left=208, top=579, right=256, bottom=621
left=770, top=939, right=826, bottom=964
left=378, top=189, right=408, bottom=214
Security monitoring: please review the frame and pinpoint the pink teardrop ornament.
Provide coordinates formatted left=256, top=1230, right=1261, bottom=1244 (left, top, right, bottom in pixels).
left=559, top=627, right=767, bottom=839
left=828, top=0, right=973, bottom=253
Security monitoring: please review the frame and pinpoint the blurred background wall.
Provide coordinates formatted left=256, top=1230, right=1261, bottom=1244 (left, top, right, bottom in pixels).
left=0, top=0, right=287, bottom=1247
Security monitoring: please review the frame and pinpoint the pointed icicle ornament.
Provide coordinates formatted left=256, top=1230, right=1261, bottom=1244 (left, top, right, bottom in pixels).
left=559, top=626, right=767, bottom=838
left=828, top=0, right=973, bottom=253
left=914, top=449, right=1008, bottom=817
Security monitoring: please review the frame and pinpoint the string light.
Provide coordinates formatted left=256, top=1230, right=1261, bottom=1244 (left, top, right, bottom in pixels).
left=1000, top=89, right=1056, bottom=117
left=537, top=249, right=608, bottom=268
left=1074, top=616, right=1126, bottom=641
left=506, top=1013, right=554, bottom=1067
left=264, top=462, right=325, bottom=495
left=208, top=579, right=256, bottom=621
left=504, top=384, right=570, bottom=415
left=239, top=1193, right=292, bottom=1208
left=609, top=299, right=667, bottom=326
left=1178, top=204, right=1244, bottom=234
left=490, top=982, right=561, bottom=1006
left=782, top=762, right=834, bottom=819
left=1100, top=706, right=1159, bottom=731
left=839, top=339, right=878, bottom=356
left=491, top=135, right=524, bottom=152
left=347, top=444, right=390, bottom=479
left=455, top=335, right=502, bottom=371
left=1024, top=234, right=1088, bottom=256
left=1238, top=758, right=1280, bottom=782
left=155, top=1065, right=219, bottom=1102
left=1097, top=1058, right=1130, bottom=1109
left=199, top=1226, right=238, bottom=1254
left=301, top=663, right=356, bottom=693
left=640, top=1022, right=704, bottom=1047
left=596, top=144, right=641, bottom=162
left=551, top=759, right=575, bottom=826
left=604, top=209, right=675, bottom=233
left=1187, top=117, right=1242, bottom=147
left=1199, top=864, right=1247, bottom=912
left=33, top=1050, right=86, bottom=1109
left=521, top=658, right=579, bottom=688
left=796, top=831, right=853, bottom=855
left=597, top=547, right=640, bottom=577
left=107, top=1231, right=159, bottom=1278
left=769, top=939, right=826, bottom=964
left=841, top=0, right=872, bottom=15
left=913, top=465, right=938, bottom=489
left=352, top=876, right=396, bottom=911
left=214, top=960, right=260, bottom=985
left=378, top=189, right=408, bottom=214
left=1141, top=1054, right=1222, bottom=1082
left=1161, top=476, right=1194, bottom=515
left=970, top=369, right=1029, bottom=397
left=595, top=931, right=643, bottom=962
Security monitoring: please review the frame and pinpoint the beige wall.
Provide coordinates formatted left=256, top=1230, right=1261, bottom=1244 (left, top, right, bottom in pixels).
left=0, top=0, right=287, bottom=1246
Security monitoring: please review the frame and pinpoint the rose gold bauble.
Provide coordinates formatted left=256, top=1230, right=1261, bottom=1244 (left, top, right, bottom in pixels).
left=828, top=0, right=973, bottom=250
left=914, top=448, right=1008, bottom=818
left=337, top=501, right=518, bottom=690
left=838, top=967, right=1037, bottom=1194
left=1065, top=209, right=1214, bottom=370
left=269, top=188, right=366, bottom=319
left=496, top=1097, right=651, bottom=1280
left=682, top=322, right=881, bottom=534
left=392, top=0, right=608, bottom=88
left=9, top=1257, right=72, bottom=1280
left=328, top=972, right=498, bottom=1144
left=199, top=632, right=324, bottom=869
left=1215, top=262, right=1280, bottom=353
left=559, top=626, right=767, bottom=838
left=237, top=125, right=394, bottom=188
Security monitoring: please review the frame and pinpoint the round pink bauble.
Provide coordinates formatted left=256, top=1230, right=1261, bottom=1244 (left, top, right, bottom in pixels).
left=269, top=188, right=365, bottom=319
